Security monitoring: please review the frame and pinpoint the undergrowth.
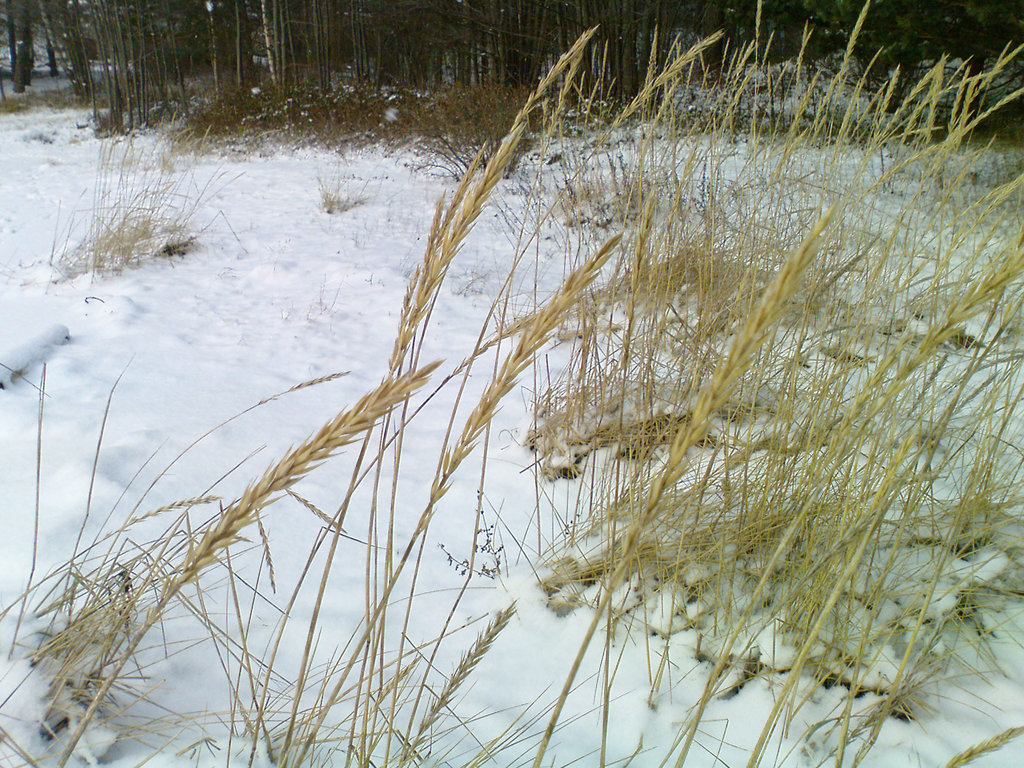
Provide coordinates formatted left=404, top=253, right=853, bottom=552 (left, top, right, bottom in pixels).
left=182, top=82, right=541, bottom=177
left=0, top=85, right=85, bottom=115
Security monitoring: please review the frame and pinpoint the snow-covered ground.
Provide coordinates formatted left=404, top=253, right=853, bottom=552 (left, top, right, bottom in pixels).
left=2, top=103, right=1023, bottom=768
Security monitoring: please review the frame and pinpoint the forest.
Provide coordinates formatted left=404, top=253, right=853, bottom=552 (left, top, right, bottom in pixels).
left=3, top=1, right=1023, bottom=130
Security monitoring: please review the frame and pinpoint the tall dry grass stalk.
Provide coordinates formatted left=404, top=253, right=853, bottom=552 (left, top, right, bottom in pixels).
left=530, top=20, right=1024, bottom=768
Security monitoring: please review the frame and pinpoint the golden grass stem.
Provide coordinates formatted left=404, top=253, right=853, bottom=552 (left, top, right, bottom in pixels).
left=943, top=726, right=1024, bottom=768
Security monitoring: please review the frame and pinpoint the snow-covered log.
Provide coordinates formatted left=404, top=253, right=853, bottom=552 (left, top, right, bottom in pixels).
left=0, top=325, right=71, bottom=389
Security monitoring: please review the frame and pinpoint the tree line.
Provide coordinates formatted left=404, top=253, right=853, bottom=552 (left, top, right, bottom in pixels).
left=3, top=0, right=1022, bottom=129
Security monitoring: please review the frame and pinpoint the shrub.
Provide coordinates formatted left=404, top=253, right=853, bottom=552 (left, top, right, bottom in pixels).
left=182, top=81, right=539, bottom=177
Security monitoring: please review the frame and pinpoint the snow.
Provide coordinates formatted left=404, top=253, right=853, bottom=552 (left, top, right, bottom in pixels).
left=1, top=104, right=1023, bottom=768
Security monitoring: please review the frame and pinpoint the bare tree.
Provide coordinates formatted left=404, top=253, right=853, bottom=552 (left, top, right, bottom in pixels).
left=7, top=0, right=33, bottom=93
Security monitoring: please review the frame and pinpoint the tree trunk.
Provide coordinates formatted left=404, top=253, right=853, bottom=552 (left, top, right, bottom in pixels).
left=62, top=0, right=94, bottom=100
left=207, top=3, right=220, bottom=90
left=9, top=0, right=33, bottom=92
left=260, top=0, right=278, bottom=83
left=5, top=1, right=16, bottom=82
left=700, top=1, right=724, bottom=70
left=312, top=0, right=329, bottom=91
left=34, top=0, right=61, bottom=77
left=233, top=0, right=254, bottom=87
left=14, top=25, right=32, bottom=92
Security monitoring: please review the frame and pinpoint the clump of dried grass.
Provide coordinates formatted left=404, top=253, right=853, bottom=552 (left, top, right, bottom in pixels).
left=530, top=22, right=1024, bottom=767
left=318, top=175, right=367, bottom=214
left=56, top=141, right=207, bottom=278
left=316, top=158, right=371, bottom=214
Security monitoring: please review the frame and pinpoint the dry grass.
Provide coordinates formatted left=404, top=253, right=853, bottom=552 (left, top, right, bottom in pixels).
left=18, top=363, right=438, bottom=764
left=528, top=24, right=1024, bottom=768
left=317, top=163, right=369, bottom=214
left=55, top=141, right=210, bottom=278
left=0, top=85, right=83, bottom=115
left=942, top=725, right=1024, bottom=768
